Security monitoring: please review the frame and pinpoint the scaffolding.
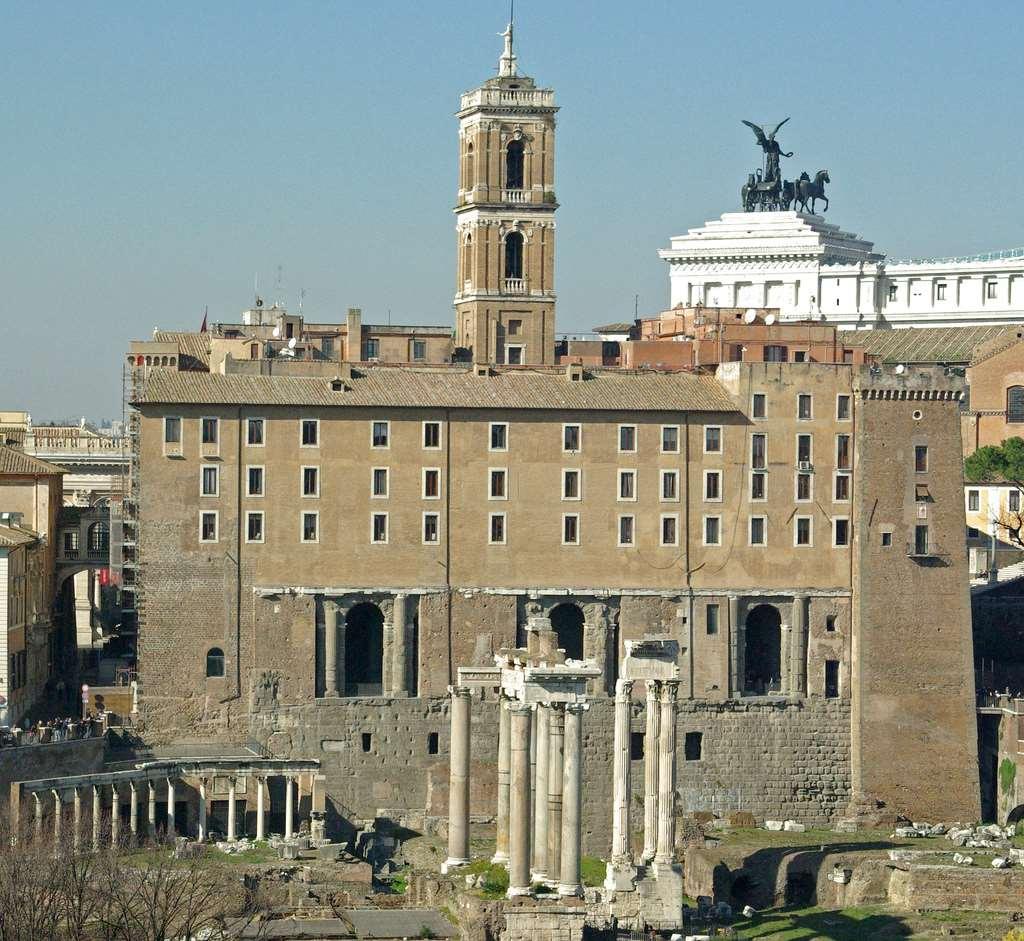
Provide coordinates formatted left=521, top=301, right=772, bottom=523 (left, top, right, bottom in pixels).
left=114, top=363, right=145, bottom=635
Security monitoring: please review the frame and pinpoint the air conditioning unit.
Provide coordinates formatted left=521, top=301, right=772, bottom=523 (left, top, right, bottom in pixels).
left=797, top=461, right=814, bottom=472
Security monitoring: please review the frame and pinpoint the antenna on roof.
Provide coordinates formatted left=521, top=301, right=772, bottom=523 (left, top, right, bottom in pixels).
left=298, top=288, right=306, bottom=314
left=275, top=264, right=285, bottom=307
left=254, top=272, right=259, bottom=307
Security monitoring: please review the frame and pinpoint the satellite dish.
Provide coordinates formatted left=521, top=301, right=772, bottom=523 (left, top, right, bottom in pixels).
left=272, top=326, right=280, bottom=338
left=895, top=363, right=906, bottom=374
left=288, top=337, right=297, bottom=349
left=764, top=314, right=777, bottom=326
left=744, top=308, right=758, bottom=324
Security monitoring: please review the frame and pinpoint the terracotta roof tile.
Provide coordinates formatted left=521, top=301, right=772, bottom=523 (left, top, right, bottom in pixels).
left=0, top=444, right=66, bottom=476
left=153, top=331, right=211, bottom=369
left=0, top=525, right=38, bottom=548
left=839, top=326, right=1018, bottom=365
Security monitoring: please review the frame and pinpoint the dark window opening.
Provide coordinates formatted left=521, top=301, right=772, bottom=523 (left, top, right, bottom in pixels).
left=550, top=603, right=585, bottom=661
left=744, top=604, right=781, bottom=695
left=825, top=660, right=840, bottom=698
left=914, top=445, right=928, bottom=473
left=504, top=232, right=524, bottom=280
left=706, top=603, right=719, bottom=635
left=630, top=731, right=645, bottom=761
left=826, top=615, right=837, bottom=633
left=361, top=733, right=372, bottom=753
left=684, top=731, right=703, bottom=761
left=206, top=647, right=225, bottom=678
left=505, top=140, right=524, bottom=189
left=427, top=732, right=439, bottom=755
left=345, top=603, right=384, bottom=695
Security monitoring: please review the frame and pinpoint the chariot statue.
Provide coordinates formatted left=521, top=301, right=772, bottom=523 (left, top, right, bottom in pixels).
left=738, top=118, right=830, bottom=214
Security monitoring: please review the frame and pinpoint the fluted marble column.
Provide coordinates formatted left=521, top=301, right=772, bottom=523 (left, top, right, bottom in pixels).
left=110, top=785, right=120, bottom=847
left=546, top=703, right=564, bottom=883
left=256, top=777, right=266, bottom=841
left=492, top=697, right=511, bottom=865
left=558, top=702, right=584, bottom=897
left=324, top=600, right=340, bottom=697
left=198, top=778, right=208, bottom=842
left=606, top=678, right=635, bottom=889
left=227, top=777, right=237, bottom=841
left=531, top=703, right=550, bottom=881
left=285, top=776, right=294, bottom=839
left=641, top=680, right=660, bottom=863
left=444, top=685, right=472, bottom=870
left=654, top=681, right=679, bottom=865
left=506, top=702, right=533, bottom=898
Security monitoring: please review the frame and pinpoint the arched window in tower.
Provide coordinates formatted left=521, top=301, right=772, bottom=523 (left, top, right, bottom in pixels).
left=506, top=140, right=524, bottom=189
left=465, top=142, right=474, bottom=191
left=504, top=232, right=524, bottom=281
left=462, top=234, right=472, bottom=284
left=1008, top=386, right=1024, bottom=423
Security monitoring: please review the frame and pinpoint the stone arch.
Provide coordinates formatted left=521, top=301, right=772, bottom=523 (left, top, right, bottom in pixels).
left=88, top=521, right=109, bottom=553
left=1008, top=803, right=1024, bottom=825
left=744, top=603, right=782, bottom=694
left=344, top=602, right=384, bottom=696
left=505, top=139, right=524, bottom=189
left=550, top=602, right=585, bottom=661
left=504, top=230, right=524, bottom=280
left=206, top=647, right=225, bottom=678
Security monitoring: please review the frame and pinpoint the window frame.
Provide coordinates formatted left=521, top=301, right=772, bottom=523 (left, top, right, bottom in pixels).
left=833, top=516, right=850, bottom=548
left=371, top=466, right=389, bottom=499
left=833, top=472, right=851, bottom=503
left=794, top=515, right=813, bottom=547
left=660, top=469, right=680, bottom=503
left=796, top=433, right=813, bottom=466
left=796, top=472, right=813, bottom=503
left=702, top=514, right=721, bottom=547
left=246, top=417, right=266, bottom=447
left=914, top=444, right=929, bottom=473
left=199, top=510, right=219, bottom=544
left=617, top=514, right=635, bottom=548
left=301, top=465, right=320, bottom=498
left=505, top=343, right=525, bottom=365
left=245, top=510, right=265, bottom=544
left=662, top=424, right=681, bottom=454
left=751, top=393, right=767, bottom=420
left=422, top=511, right=440, bottom=545
left=749, top=515, right=767, bottom=547
left=967, top=489, right=980, bottom=512
left=200, top=464, right=220, bottom=498
left=562, top=423, right=582, bottom=454
left=703, top=469, right=723, bottom=503
left=561, top=513, right=581, bottom=546
left=299, top=418, right=320, bottom=449
left=163, top=416, right=183, bottom=456
left=751, top=432, right=767, bottom=469
left=706, top=603, right=719, bottom=635
left=489, top=422, right=509, bottom=452
left=749, top=471, right=767, bottom=502
left=562, top=468, right=582, bottom=501
left=660, top=513, right=679, bottom=547
left=703, top=425, right=722, bottom=454
left=617, top=468, right=637, bottom=502
left=797, top=393, right=813, bottom=421
left=489, top=467, right=508, bottom=501
left=200, top=416, right=220, bottom=446
left=618, top=424, right=637, bottom=454
left=836, top=394, right=851, bottom=422
left=1010, top=490, right=1021, bottom=513
left=301, top=510, right=320, bottom=544
left=488, top=511, right=507, bottom=546
left=246, top=465, right=264, bottom=497
left=371, top=420, right=391, bottom=450
left=836, top=433, right=852, bottom=471
left=422, top=420, right=442, bottom=451
left=422, top=467, right=441, bottom=500
left=370, top=511, right=389, bottom=545
left=1007, top=386, right=1024, bottom=423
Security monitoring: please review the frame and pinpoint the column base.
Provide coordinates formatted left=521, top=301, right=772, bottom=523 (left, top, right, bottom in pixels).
left=557, top=882, right=582, bottom=898
left=529, top=868, right=549, bottom=883
left=603, top=861, right=637, bottom=892
left=506, top=885, right=533, bottom=899
left=441, top=857, right=470, bottom=874
left=490, top=851, right=510, bottom=866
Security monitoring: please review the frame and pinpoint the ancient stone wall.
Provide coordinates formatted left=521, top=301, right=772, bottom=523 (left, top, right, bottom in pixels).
left=0, top=737, right=106, bottom=812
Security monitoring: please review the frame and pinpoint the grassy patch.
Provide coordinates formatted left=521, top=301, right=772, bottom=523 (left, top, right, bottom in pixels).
left=457, top=859, right=509, bottom=899
left=581, top=855, right=605, bottom=888
left=732, top=905, right=910, bottom=939
left=120, top=841, right=279, bottom=869
left=389, top=868, right=409, bottom=894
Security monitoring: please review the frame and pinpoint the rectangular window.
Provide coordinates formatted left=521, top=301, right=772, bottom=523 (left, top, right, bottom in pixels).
left=967, top=526, right=980, bottom=539
left=703, top=516, right=721, bottom=546
left=364, top=337, right=380, bottom=359
left=247, top=466, right=264, bottom=496
left=936, top=283, right=947, bottom=301
left=796, top=473, right=812, bottom=501
left=987, top=280, right=997, bottom=300
left=164, top=416, right=182, bottom=444
left=662, top=425, right=680, bottom=453
left=618, top=515, right=634, bottom=547
left=968, top=489, right=980, bottom=512
left=706, top=604, right=719, bottom=635
left=630, top=732, right=644, bottom=761
left=618, top=425, right=637, bottom=453
left=371, top=512, right=388, bottom=544
left=765, top=344, right=787, bottom=362
left=562, top=514, right=580, bottom=546
left=489, top=512, right=506, bottom=545
left=423, top=468, right=441, bottom=499
left=423, top=421, right=441, bottom=450
left=915, top=445, right=928, bottom=473
left=836, top=434, right=851, bottom=470
left=797, top=394, right=812, bottom=420
left=661, top=470, right=679, bottom=502
left=490, top=468, right=507, bottom=500
left=246, top=511, right=264, bottom=543
left=300, top=419, right=319, bottom=447
left=371, top=421, right=390, bottom=448
left=506, top=345, right=523, bottom=365
left=201, top=417, right=219, bottom=445
left=302, top=511, right=319, bottom=543
left=370, top=467, right=389, bottom=498
left=833, top=517, right=850, bottom=547
left=825, top=660, right=840, bottom=698
left=752, top=393, right=766, bottom=419
left=914, top=524, right=929, bottom=555
left=412, top=339, right=427, bottom=361
left=836, top=395, right=851, bottom=421
left=563, top=424, right=581, bottom=452
left=618, top=469, right=636, bottom=501
left=826, top=614, right=837, bottom=632
left=201, top=465, right=219, bottom=497
left=200, top=511, right=218, bottom=543
left=795, top=516, right=812, bottom=546
left=749, top=515, right=766, bottom=546
left=246, top=418, right=265, bottom=446
left=563, top=469, right=581, bottom=500
left=704, top=470, right=722, bottom=502
left=704, top=426, right=722, bottom=454
left=881, top=530, right=893, bottom=548
left=490, top=422, right=508, bottom=451
left=834, top=473, right=850, bottom=502
left=508, top=319, right=521, bottom=336
left=888, top=284, right=898, bottom=302
left=302, top=466, right=319, bottom=497
left=797, top=434, right=812, bottom=464
left=1011, top=491, right=1021, bottom=513
left=750, top=471, right=767, bottom=501
left=423, top=512, right=440, bottom=544
left=684, top=731, right=703, bottom=761
left=751, top=433, right=767, bottom=469
left=660, top=514, right=678, bottom=546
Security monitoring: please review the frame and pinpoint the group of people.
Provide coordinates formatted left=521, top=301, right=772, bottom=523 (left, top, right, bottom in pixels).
left=0, top=711, right=106, bottom=747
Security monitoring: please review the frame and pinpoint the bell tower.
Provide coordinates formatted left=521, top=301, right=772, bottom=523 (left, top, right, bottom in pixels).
left=454, top=20, right=558, bottom=366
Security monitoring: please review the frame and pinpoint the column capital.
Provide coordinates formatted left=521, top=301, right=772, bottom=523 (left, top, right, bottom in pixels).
left=508, top=700, right=532, bottom=717
left=447, top=684, right=472, bottom=700
left=614, top=678, right=634, bottom=700
left=565, top=701, right=587, bottom=717
left=645, top=679, right=660, bottom=697
left=660, top=679, right=680, bottom=704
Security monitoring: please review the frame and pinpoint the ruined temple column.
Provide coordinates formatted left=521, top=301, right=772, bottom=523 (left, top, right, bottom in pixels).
left=531, top=703, right=550, bottom=881
left=147, top=780, right=156, bottom=837
left=654, top=681, right=679, bottom=865
left=546, top=703, right=565, bottom=882
left=791, top=594, right=807, bottom=696
left=641, top=680, right=660, bottom=863
left=72, top=787, right=82, bottom=852
left=391, top=593, right=409, bottom=697
left=285, top=776, right=295, bottom=839
left=166, top=778, right=175, bottom=838
left=606, top=678, right=635, bottom=888
left=256, top=777, right=266, bottom=841
left=129, top=782, right=139, bottom=840
left=491, top=696, right=512, bottom=865
left=93, top=785, right=101, bottom=851
left=444, top=685, right=472, bottom=870
left=52, top=790, right=62, bottom=848
left=728, top=595, right=741, bottom=697
left=507, top=702, right=533, bottom=897
left=558, top=702, right=584, bottom=897
left=227, top=777, right=237, bottom=842
left=110, top=785, right=120, bottom=847
left=198, top=778, right=208, bottom=842
left=323, top=600, right=339, bottom=697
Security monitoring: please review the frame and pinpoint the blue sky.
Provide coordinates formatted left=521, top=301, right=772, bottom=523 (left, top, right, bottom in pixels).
left=2, top=1, right=1022, bottom=419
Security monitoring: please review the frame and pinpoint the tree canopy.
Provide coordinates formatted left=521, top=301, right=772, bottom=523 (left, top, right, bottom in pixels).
left=965, top=437, right=1024, bottom=484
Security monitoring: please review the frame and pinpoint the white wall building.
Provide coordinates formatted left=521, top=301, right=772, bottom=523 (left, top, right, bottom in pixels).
left=660, top=211, right=1024, bottom=329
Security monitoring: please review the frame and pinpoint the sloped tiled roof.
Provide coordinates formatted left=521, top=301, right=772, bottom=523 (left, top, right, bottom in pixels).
left=153, top=331, right=211, bottom=370
left=0, top=443, right=66, bottom=476
left=0, top=525, right=38, bottom=548
left=839, top=326, right=1018, bottom=365
left=135, top=367, right=740, bottom=413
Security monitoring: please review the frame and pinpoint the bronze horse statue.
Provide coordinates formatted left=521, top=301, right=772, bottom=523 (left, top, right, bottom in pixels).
left=794, top=169, right=830, bottom=214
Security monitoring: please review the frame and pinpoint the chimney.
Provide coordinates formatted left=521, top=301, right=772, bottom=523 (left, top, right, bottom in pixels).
left=346, top=308, right=362, bottom=362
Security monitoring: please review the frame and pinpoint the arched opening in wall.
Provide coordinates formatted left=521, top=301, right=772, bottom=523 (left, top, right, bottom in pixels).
left=87, top=521, right=109, bottom=554
left=744, top=604, right=782, bottom=695
left=504, top=232, right=523, bottom=281
left=206, top=647, right=225, bottom=678
left=505, top=139, right=524, bottom=189
left=345, top=602, right=384, bottom=695
left=550, top=603, right=585, bottom=661
left=465, top=142, right=474, bottom=189
left=1007, top=386, right=1024, bottom=423
left=729, top=874, right=759, bottom=908
left=1008, top=803, right=1024, bottom=825
left=784, top=872, right=817, bottom=907
left=462, top=235, right=472, bottom=283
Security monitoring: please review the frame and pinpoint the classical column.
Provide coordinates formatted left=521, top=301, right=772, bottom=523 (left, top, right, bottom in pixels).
left=92, top=785, right=101, bottom=851
left=198, top=779, right=208, bottom=842
left=166, top=778, right=175, bottom=838
left=147, top=781, right=156, bottom=838
left=546, top=703, right=565, bottom=883
left=506, top=702, right=533, bottom=898
left=558, top=702, right=584, bottom=897
left=73, top=787, right=82, bottom=852
left=791, top=594, right=807, bottom=696
left=654, top=681, right=679, bottom=865
left=129, top=782, right=138, bottom=841
left=641, top=680, right=660, bottom=863
left=52, top=790, right=62, bottom=849
left=110, top=785, right=120, bottom=847
left=324, top=600, right=339, bottom=697
left=227, top=777, right=237, bottom=842
left=256, top=777, right=266, bottom=841
left=444, top=685, right=472, bottom=870
left=491, top=697, right=511, bottom=865
left=285, top=776, right=294, bottom=839
left=606, top=678, right=635, bottom=888
left=392, top=593, right=409, bottom=697
left=728, top=595, right=741, bottom=697
left=531, top=703, right=550, bottom=881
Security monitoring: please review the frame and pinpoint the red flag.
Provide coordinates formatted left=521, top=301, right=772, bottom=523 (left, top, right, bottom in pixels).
left=200, top=306, right=208, bottom=333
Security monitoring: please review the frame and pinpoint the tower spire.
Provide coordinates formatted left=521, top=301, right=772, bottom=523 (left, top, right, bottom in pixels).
left=498, top=0, right=517, bottom=77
